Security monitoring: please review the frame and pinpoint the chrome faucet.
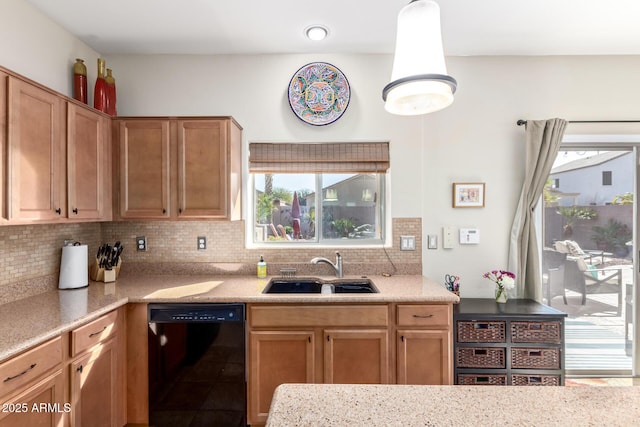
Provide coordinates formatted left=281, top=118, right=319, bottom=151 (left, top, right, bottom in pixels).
left=311, top=252, right=343, bottom=278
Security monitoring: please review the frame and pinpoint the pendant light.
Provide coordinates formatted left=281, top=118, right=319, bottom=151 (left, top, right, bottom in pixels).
left=382, top=0, right=457, bottom=115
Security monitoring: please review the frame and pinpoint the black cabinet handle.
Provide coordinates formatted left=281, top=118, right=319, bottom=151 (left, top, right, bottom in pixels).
left=72, top=208, right=78, bottom=214
left=88, top=326, right=107, bottom=338
left=55, top=208, right=61, bottom=215
left=4, top=364, right=37, bottom=382
left=413, top=314, right=433, bottom=318
left=162, top=209, right=166, bottom=214
left=77, top=365, right=83, bottom=373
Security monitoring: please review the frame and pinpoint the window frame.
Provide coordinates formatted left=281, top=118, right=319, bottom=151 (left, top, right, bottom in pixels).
left=247, top=172, right=391, bottom=249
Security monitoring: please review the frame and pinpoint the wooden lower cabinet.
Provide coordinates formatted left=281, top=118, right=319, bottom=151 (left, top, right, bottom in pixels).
left=0, top=369, right=66, bottom=427
left=0, top=308, right=125, bottom=427
left=396, top=329, right=451, bottom=385
left=395, top=303, right=453, bottom=386
left=247, top=304, right=390, bottom=425
left=70, top=339, right=118, bottom=427
left=324, top=329, right=388, bottom=384
left=248, top=331, right=315, bottom=423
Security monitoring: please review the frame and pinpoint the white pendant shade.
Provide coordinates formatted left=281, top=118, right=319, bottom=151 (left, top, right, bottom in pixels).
left=383, top=0, right=457, bottom=116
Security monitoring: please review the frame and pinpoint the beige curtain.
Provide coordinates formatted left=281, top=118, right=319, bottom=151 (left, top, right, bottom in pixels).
left=508, top=118, right=567, bottom=301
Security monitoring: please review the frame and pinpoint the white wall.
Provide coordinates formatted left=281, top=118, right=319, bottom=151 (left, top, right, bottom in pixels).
left=0, top=0, right=100, bottom=99
left=4, top=1, right=640, bottom=298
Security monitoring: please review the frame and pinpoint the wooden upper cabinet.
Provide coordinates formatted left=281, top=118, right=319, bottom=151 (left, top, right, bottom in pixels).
left=67, top=103, right=110, bottom=221
left=7, top=77, right=65, bottom=222
left=177, top=119, right=227, bottom=218
left=115, top=117, right=242, bottom=220
left=117, top=120, right=171, bottom=219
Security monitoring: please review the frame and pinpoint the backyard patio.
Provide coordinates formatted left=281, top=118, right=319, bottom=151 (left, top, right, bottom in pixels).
left=545, top=258, right=633, bottom=373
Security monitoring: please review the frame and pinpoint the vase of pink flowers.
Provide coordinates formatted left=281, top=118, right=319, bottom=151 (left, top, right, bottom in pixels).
left=483, top=270, right=515, bottom=303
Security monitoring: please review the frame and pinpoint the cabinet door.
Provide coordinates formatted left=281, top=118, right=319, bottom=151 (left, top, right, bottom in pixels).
left=248, top=330, right=314, bottom=425
left=397, top=330, right=452, bottom=385
left=67, top=103, right=107, bottom=220
left=70, top=339, right=117, bottom=427
left=0, top=369, right=66, bottom=427
left=118, top=120, right=170, bottom=218
left=7, top=77, right=65, bottom=221
left=324, top=329, right=389, bottom=384
left=176, top=119, right=228, bottom=218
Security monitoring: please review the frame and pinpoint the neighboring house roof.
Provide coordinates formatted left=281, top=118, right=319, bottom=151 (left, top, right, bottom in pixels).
left=550, top=151, right=629, bottom=174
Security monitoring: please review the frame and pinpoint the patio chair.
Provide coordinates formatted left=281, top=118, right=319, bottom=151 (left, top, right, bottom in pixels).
left=554, top=240, right=611, bottom=265
left=542, top=249, right=568, bottom=305
left=563, top=257, right=623, bottom=315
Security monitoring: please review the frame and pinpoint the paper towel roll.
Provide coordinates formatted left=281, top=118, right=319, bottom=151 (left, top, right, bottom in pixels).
left=58, top=244, right=89, bottom=289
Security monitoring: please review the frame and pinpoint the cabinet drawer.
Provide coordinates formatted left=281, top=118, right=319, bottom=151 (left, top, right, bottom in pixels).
left=456, top=347, right=506, bottom=368
left=511, top=348, right=560, bottom=370
left=71, top=310, right=118, bottom=356
left=457, top=373, right=507, bottom=386
left=511, top=374, right=561, bottom=386
left=396, top=305, right=451, bottom=327
left=510, top=321, right=562, bottom=344
left=457, top=321, right=506, bottom=343
left=0, top=336, right=62, bottom=398
left=250, top=305, right=388, bottom=328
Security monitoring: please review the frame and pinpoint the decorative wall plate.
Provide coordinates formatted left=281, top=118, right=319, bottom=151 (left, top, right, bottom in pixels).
left=288, top=62, right=351, bottom=126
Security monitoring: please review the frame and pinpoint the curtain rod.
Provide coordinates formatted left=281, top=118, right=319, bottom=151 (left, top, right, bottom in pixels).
left=516, top=119, right=640, bottom=126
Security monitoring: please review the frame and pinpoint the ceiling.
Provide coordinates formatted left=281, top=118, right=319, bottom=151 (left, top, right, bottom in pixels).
left=25, top=0, right=640, bottom=56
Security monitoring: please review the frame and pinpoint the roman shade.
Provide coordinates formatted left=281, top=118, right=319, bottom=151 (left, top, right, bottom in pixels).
left=249, top=142, right=390, bottom=173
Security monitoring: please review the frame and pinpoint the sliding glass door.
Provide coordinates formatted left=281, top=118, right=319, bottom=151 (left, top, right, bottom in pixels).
left=542, top=146, right=636, bottom=376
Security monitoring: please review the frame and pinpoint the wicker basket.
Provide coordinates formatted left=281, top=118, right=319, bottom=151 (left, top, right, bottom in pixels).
left=511, top=374, right=561, bottom=386
left=457, top=321, right=506, bottom=343
left=458, top=374, right=507, bottom=386
left=456, top=347, right=506, bottom=368
left=511, top=348, right=560, bottom=369
left=511, top=321, right=561, bottom=344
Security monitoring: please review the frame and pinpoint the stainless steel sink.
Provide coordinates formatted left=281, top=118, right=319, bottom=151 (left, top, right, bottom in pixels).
left=262, top=278, right=379, bottom=294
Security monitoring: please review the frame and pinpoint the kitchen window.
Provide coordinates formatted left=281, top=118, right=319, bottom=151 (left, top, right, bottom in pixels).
left=249, top=142, right=389, bottom=245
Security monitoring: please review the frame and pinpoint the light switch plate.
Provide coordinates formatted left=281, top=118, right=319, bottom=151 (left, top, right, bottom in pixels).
left=427, top=235, right=438, bottom=249
left=443, top=227, right=454, bottom=249
left=400, top=235, right=416, bottom=251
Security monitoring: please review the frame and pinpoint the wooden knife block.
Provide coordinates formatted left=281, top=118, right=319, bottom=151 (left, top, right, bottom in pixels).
left=90, top=259, right=122, bottom=282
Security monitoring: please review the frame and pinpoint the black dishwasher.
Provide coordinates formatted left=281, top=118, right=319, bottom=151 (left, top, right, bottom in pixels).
left=148, top=303, right=246, bottom=427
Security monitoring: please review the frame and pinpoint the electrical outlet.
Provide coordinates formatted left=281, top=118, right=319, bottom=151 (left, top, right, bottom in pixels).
left=400, top=235, right=416, bottom=251
left=136, top=236, right=147, bottom=251
left=197, top=236, right=207, bottom=250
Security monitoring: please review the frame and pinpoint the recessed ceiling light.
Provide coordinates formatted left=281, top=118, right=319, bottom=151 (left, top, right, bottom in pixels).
left=305, top=25, right=328, bottom=41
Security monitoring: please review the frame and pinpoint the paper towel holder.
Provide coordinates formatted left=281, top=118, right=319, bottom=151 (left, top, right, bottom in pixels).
left=58, top=243, right=89, bottom=290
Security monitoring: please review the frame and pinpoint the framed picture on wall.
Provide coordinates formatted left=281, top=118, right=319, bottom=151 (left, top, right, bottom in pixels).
left=452, top=182, right=485, bottom=208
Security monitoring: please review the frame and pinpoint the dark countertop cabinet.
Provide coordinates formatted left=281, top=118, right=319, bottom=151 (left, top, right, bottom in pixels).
left=454, top=298, right=567, bottom=386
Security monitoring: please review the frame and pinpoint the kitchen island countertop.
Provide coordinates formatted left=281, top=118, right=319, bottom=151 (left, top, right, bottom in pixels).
left=267, top=383, right=640, bottom=426
left=0, top=273, right=456, bottom=362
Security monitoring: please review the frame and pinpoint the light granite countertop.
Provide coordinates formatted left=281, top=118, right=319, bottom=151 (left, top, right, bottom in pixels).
left=0, top=273, right=457, bottom=362
left=267, top=383, right=640, bottom=426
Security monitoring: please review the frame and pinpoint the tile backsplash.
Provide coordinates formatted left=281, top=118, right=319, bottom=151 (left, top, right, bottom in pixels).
left=0, top=218, right=421, bottom=303
left=0, top=223, right=102, bottom=304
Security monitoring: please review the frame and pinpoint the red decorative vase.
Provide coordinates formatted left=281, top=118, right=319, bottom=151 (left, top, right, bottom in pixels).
left=73, top=58, right=87, bottom=104
left=93, top=58, right=107, bottom=113
left=105, top=68, right=117, bottom=116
